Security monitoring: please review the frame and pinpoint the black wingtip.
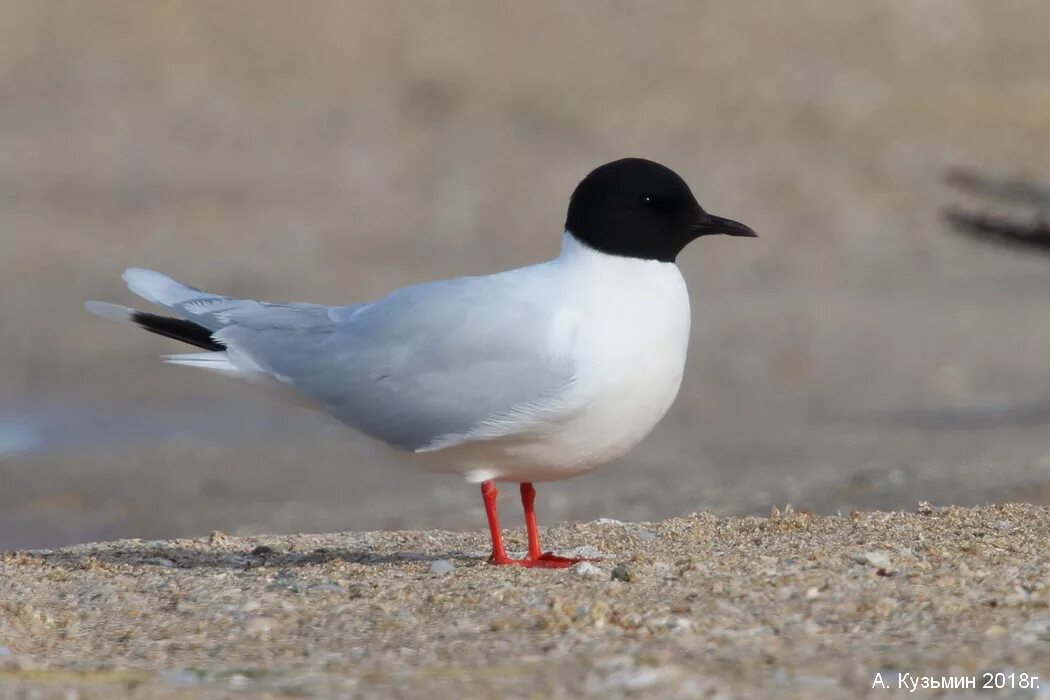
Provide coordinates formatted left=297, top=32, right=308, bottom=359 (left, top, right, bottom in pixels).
left=130, top=312, right=225, bottom=351
left=943, top=207, right=1050, bottom=253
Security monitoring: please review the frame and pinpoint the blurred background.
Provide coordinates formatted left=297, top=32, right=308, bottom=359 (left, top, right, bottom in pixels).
left=4, top=1, right=1050, bottom=549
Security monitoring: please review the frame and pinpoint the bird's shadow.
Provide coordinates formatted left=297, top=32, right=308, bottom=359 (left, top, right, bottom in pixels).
left=27, top=544, right=486, bottom=571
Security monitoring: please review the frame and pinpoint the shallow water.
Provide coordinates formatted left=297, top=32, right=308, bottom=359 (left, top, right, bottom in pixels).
left=0, top=398, right=322, bottom=458
left=4, top=387, right=1050, bottom=551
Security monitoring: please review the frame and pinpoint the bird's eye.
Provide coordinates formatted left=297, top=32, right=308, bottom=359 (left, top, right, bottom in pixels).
left=638, top=194, right=671, bottom=211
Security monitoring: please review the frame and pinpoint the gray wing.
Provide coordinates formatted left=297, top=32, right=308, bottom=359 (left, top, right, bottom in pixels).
left=216, top=274, right=580, bottom=451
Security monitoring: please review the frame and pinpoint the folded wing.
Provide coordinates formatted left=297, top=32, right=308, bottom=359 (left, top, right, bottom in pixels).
left=217, top=275, right=580, bottom=451
left=90, top=268, right=580, bottom=453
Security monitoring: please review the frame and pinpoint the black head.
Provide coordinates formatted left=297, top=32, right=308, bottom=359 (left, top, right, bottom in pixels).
left=565, top=158, right=756, bottom=262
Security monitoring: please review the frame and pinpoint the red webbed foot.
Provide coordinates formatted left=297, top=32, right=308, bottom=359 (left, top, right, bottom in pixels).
left=487, top=551, right=590, bottom=569
left=481, top=480, right=593, bottom=570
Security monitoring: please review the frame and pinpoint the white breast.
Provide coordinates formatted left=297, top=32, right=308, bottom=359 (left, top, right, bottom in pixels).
left=536, top=235, right=691, bottom=475
left=420, top=233, right=692, bottom=483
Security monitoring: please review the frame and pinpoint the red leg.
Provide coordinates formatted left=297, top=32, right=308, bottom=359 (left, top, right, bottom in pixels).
left=481, top=480, right=515, bottom=565
left=518, top=482, right=588, bottom=569
left=480, top=480, right=590, bottom=569
left=520, top=482, right=544, bottom=559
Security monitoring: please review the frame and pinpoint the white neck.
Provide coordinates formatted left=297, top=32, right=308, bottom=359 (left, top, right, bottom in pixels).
left=551, top=229, right=690, bottom=324
left=558, top=230, right=604, bottom=262
left=557, top=230, right=682, bottom=272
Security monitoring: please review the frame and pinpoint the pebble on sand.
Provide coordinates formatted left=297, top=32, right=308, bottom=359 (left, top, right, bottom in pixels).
left=429, top=559, right=455, bottom=575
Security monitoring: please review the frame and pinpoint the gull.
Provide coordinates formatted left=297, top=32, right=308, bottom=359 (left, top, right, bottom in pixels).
left=86, top=158, right=756, bottom=568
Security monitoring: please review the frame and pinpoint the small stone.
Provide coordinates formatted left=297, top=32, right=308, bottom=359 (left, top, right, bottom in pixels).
left=571, top=562, right=602, bottom=578
left=985, top=624, right=1007, bottom=639
left=244, top=616, right=278, bottom=635
left=611, top=564, right=633, bottom=582
left=852, top=551, right=892, bottom=569
left=1021, top=616, right=1050, bottom=642
left=228, top=673, right=251, bottom=688
left=429, top=559, right=454, bottom=575
left=589, top=667, right=676, bottom=692
left=805, top=586, right=821, bottom=600
left=666, top=616, right=694, bottom=633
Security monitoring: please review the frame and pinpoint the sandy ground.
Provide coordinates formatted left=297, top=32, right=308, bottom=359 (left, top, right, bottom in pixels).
left=2, top=503, right=1048, bottom=698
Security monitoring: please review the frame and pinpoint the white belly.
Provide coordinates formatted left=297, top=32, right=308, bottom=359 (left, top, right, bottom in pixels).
left=412, top=251, right=692, bottom=483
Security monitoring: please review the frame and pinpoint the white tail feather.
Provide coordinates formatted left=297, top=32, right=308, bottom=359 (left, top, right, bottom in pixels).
left=163, top=352, right=240, bottom=372
left=163, top=351, right=315, bottom=408
left=84, top=301, right=134, bottom=323
left=163, top=350, right=267, bottom=379
left=123, top=268, right=207, bottom=307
